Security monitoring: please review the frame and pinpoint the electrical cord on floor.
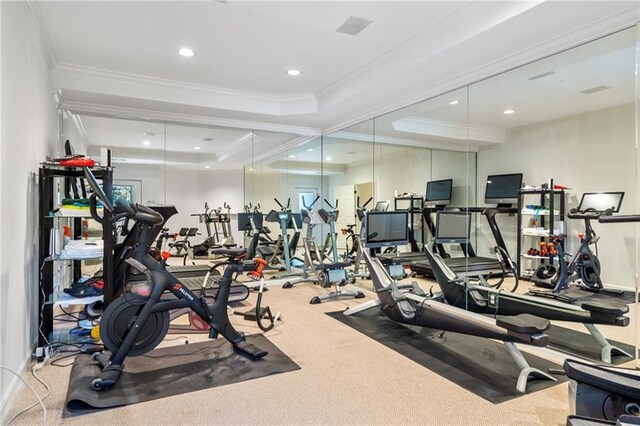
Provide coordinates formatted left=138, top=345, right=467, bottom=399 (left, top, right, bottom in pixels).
left=0, top=365, right=47, bottom=426
left=38, top=259, right=51, bottom=347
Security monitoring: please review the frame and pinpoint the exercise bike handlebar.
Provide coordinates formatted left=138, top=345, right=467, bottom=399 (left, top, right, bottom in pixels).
left=273, top=198, right=291, bottom=210
left=362, top=197, right=373, bottom=210
left=568, top=207, right=615, bottom=220
left=303, top=195, right=321, bottom=210
left=324, top=198, right=338, bottom=210
left=598, top=214, right=640, bottom=223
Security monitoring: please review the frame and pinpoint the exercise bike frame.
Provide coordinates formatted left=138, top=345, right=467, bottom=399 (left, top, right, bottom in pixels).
left=554, top=216, right=602, bottom=293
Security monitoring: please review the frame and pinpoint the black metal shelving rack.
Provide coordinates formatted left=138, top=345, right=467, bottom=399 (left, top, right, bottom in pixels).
left=516, top=181, right=565, bottom=278
left=37, top=164, right=113, bottom=347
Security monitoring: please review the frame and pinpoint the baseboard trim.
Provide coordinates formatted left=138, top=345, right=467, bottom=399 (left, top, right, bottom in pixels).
left=0, top=338, right=38, bottom=421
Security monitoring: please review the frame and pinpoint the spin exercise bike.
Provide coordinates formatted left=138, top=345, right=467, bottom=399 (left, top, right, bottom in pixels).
left=532, top=192, right=624, bottom=297
left=84, top=168, right=267, bottom=390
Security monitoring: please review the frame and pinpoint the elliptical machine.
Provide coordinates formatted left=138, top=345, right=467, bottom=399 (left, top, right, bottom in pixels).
left=83, top=168, right=267, bottom=390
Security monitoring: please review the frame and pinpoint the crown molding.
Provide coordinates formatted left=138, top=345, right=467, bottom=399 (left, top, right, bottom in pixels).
left=23, top=1, right=58, bottom=70
left=330, top=131, right=478, bottom=153
left=53, top=63, right=318, bottom=116
left=61, top=100, right=322, bottom=136
left=321, top=6, right=640, bottom=135
left=391, top=117, right=505, bottom=146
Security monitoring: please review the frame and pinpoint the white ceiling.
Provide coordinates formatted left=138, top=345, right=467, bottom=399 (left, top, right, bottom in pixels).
left=77, top=114, right=302, bottom=170
left=39, top=1, right=467, bottom=96
left=34, top=1, right=640, bottom=169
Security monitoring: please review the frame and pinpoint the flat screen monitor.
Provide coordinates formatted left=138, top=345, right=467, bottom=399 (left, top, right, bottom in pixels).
left=578, top=192, right=624, bottom=213
left=426, top=179, right=453, bottom=206
left=364, top=211, right=409, bottom=249
left=237, top=212, right=263, bottom=231
left=485, top=173, right=523, bottom=205
left=374, top=201, right=390, bottom=212
left=435, top=211, right=471, bottom=244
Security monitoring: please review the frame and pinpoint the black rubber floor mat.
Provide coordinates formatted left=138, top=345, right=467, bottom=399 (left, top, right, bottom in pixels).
left=327, top=310, right=566, bottom=404
left=547, top=324, right=635, bottom=364
left=529, top=286, right=636, bottom=304
left=64, top=334, right=299, bottom=414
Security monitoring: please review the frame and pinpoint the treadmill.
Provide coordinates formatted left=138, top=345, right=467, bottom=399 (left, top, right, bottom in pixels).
left=377, top=179, right=453, bottom=266
left=413, top=173, right=522, bottom=278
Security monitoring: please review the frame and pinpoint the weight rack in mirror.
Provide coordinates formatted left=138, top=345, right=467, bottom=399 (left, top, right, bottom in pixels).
left=37, top=163, right=114, bottom=347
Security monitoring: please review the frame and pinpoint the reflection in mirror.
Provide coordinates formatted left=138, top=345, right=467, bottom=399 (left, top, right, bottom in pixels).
left=63, top=114, right=167, bottom=206
left=372, top=87, right=472, bottom=258
left=470, top=28, right=636, bottom=289
left=468, top=27, right=637, bottom=366
left=323, top=120, right=374, bottom=263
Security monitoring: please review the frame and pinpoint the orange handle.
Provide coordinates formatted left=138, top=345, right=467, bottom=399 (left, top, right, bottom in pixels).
left=249, top=257, right=268, bottom=281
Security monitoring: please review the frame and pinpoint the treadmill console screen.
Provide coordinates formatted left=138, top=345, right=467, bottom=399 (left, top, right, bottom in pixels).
left=485, top=173, right=523, bottom=205
left=426, top=179, right=453, bottom=206
left=365, top=211, right=409, bottom=249
left=435, top=211, right=471, bottom=244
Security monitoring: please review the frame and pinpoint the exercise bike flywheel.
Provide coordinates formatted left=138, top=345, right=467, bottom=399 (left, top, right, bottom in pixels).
left=100, top=293, right=170, bottom=356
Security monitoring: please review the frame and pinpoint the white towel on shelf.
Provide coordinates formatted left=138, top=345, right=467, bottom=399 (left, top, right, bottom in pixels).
left=61, top=239, right=103, bottom=259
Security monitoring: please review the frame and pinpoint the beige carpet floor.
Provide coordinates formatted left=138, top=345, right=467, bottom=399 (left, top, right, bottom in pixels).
left=3, top=259, right=637, bottom=425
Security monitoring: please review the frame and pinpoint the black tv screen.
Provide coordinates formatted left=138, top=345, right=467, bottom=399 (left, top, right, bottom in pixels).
left=485, top=173, right=523, bottom=205
left=237, top=212, right=263, bottom=231
left=426, top=179, right=453, bottom=205
left=435, top=211, right=470, bottom=244
left=365, top=211, right=409, bottom=249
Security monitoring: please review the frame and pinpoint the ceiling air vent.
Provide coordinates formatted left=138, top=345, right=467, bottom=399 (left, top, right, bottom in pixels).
left=528, top=71, right=555, bottom=81
left=581, top=86, right=611, bottom=95
left=336, top=16, right=373, bottom=36
left=202, top=138, right=214, bottom=142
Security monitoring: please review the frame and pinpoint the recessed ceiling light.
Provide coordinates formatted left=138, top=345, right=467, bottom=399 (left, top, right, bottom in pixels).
left=289, top=154, right=295, bottom=158
left=178, top=47, right=195, bottom=57
left=286, top=69, right=301, bottom=77
left=204, top=165, right=210, bottom=169
left=449, top=100, right=459, bottom=105
left=326, top=156, right=332, bottom=161
left=502, top=109, right=515, bottom=115
left=249, top=168, right=254, bottom=171
left=306, top=148, right=315, bottom=152
left=194, top=146, right=201, bottom=150
left=142, top=140, right=151, bottom=146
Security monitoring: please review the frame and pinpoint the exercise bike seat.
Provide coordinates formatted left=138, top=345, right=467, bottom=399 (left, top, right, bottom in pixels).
left=496, top=313, right=550, bottom=334
left=211, top=247, right=246, bottom=258
left=564, top=359, right=640, bottom=401
left=581, top=300, right=629, bottom=316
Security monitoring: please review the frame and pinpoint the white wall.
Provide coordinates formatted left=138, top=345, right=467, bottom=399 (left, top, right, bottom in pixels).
left=114, top=163, right=246, bottom=246
left=0, top=1, right=58, bottom=414
left=476, top=104, right=636, bottom=289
